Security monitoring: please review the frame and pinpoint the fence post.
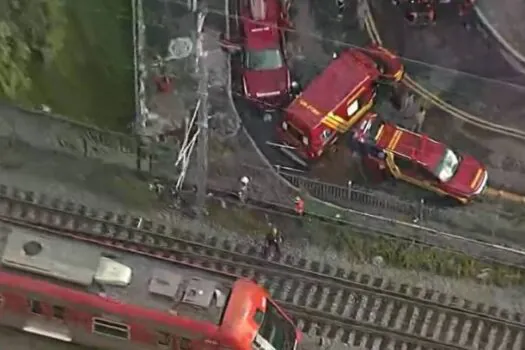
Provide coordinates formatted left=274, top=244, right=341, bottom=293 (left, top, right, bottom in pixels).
left=347, top=180, right=352, bottom=200
left=413, top=198, right=424, bottom=223
left=135, top=141, right=142, bottom=172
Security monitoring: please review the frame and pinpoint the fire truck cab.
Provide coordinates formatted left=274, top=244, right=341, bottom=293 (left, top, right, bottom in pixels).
left=354, top=114, right=488, bottom=203
left=276, top=46, right=403, bottom=167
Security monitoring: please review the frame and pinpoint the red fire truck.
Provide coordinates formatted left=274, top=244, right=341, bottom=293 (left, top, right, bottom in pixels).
left=276, top=45, right=403, bottom=166
left=0, top=227, right=300, bottom=350
left=354, top=113, right=488, bottom=203
left=236, top=0, right=293, bottom=110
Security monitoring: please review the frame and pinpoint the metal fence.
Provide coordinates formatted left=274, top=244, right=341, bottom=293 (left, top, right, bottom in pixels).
left=234, top=164, right=525, bottom=248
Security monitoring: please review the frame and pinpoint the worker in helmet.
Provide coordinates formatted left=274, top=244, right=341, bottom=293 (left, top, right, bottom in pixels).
left=294, top=196, right=305, bottom=216
left=238, top=176, right=250, bottom=204
left=293, top=196, right=305, bottom=227
left=263, top=227, right=283, bottom=259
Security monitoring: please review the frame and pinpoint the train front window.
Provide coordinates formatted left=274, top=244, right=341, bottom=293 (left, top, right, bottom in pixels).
left=253, top=301, right=296, bottom=350
left=433, top=148, right=460, bottom=182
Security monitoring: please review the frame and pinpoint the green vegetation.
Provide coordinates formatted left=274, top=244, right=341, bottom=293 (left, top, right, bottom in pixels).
left=0, top=0, right=134, bottom=131
left=0, top=0, right=67, bottom=98
left=207, top=199, right=525, bottom=287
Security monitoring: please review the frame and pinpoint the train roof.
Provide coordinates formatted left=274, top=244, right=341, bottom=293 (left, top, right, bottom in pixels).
left=0, top=226, right=233, bottom=326
left=286, top=49, right=374, bottom=129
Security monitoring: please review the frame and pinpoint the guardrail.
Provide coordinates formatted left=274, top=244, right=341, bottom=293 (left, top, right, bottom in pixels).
left=179, top=180, right=525, bottom=268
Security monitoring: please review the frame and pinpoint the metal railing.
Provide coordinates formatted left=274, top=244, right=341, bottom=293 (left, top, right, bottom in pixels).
left=236, top=163, right=525, bottom=249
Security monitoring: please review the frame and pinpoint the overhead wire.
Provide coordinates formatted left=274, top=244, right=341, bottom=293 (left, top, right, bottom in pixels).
left=121, top=0, right=525, bottom=92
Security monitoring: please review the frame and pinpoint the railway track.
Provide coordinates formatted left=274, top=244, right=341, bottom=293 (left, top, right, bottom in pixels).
left=0, top=186, right=523, bottom=349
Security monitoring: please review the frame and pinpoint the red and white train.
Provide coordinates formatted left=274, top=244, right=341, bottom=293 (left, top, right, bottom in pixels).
left=0, top=225, right=300, bottom=350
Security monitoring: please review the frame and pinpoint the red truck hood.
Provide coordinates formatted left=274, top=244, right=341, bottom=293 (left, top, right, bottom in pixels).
left=446, top=155, right=487, bottom=197
left=243, top=67, right=289, bottom=98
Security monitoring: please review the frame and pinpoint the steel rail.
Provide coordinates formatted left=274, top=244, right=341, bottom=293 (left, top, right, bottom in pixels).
left=0, top=187, right=523, bottom=349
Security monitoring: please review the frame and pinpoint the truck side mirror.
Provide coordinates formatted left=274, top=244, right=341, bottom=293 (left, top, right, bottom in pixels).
left=219, top=33, right=241, bottom=54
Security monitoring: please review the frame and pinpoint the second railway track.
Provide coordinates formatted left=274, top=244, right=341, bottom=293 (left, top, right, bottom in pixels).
left=0, top=186, right=523, bottom=349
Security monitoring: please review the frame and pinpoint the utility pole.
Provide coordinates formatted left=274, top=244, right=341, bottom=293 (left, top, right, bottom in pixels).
left=194, top=8, right=208, bottom=217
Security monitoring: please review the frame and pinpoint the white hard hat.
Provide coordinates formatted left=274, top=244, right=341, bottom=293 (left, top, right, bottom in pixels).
left=241, top=176, right=249, bottom=184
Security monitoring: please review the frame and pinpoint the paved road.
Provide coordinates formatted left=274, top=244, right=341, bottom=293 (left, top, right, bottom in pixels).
left=369, top=1, right=525, bottom=193
left=477, top=0, right=525, bottom=59
left=370, top=0, right=525, bottom=131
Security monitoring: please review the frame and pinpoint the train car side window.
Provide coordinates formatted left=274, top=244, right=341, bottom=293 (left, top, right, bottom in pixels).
left=92, top=318, right=130, bottom=340
left=52, top=305, right=65, bottom=320
left=157, top=331, right=172, bottom=348
left=180, top=337, right=191, bottom=350
left=29, top=299, right=42, bottom=314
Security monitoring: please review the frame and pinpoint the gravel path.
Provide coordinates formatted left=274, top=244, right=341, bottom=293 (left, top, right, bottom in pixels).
left=477, top=0, right=525, bottom=56
left=0, top=327, right=88, bottom=350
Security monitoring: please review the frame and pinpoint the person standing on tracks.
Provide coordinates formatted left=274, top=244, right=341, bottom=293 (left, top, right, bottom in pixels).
left=263, top=227, right=283, bottom=259
left=294, top=196, right=305, bottom=215
left=294, top=196, right=305, bottom=227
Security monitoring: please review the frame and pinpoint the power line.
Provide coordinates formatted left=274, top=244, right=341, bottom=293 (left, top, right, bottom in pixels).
left=80, top=0, right=525, bottom=91
left=125, top=0, right=525, bottom=91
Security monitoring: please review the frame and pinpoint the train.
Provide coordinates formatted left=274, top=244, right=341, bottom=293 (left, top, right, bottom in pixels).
left=0, top=225, right=300, bottom=350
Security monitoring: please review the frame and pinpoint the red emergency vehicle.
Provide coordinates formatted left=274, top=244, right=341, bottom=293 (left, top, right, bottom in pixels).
left=0, top=227, right=300, bottom=350
left=354, top=114, right=488, bottom=203
left=237, top=0, right=293, bottom=110
left=276, top=46, right=403, bottom=166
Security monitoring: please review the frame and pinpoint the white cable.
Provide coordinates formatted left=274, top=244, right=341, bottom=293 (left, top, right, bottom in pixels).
left=175, top=98, right=200, bottom=166
left=175, top=128, right=200, bottom=190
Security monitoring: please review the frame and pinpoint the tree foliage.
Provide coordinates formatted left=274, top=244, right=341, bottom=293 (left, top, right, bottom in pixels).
left=0, top=0, right=67, bottom=99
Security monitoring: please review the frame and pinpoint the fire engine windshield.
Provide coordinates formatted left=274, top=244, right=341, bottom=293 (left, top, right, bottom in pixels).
left=434, top=148, right=460, bottom=182
left=253, top=301, right=296, bottom=350
left=245, top=49, right=283, bottom=70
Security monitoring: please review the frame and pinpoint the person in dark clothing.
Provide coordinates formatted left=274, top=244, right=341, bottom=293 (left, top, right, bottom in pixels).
left=263, top=227, right=283, bottom=259
left=336, top=0, right=345, bottom=18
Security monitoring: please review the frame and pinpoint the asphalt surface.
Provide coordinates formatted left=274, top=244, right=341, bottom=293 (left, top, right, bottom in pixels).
left=370, top=1, right=525, bottom=130
left=369, top=1, right=525, bottom=193
left=477, top=0, right=525, bottom=57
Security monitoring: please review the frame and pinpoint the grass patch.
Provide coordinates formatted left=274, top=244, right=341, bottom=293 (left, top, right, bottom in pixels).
left=205, top=198, right=525, bottom=287
left=20, top=0, right=134, bottom=131
left=207, top=202, right=270, bottom=235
